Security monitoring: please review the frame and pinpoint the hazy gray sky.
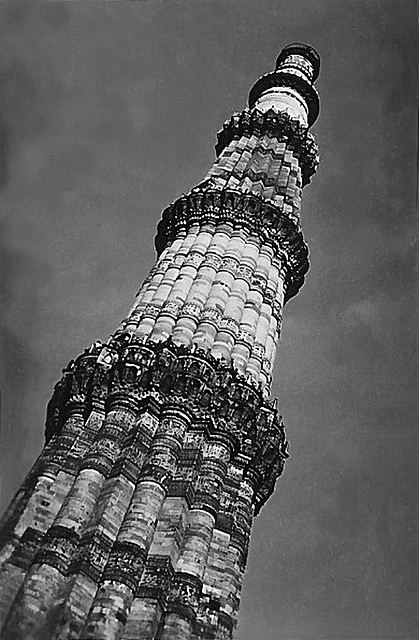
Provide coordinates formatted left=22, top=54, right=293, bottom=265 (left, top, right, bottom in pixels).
left=0, top=1, right=417, bottom=639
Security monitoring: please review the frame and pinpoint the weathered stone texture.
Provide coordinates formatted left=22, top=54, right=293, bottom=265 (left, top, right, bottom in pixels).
left=0, top=43, right=320, bottom=639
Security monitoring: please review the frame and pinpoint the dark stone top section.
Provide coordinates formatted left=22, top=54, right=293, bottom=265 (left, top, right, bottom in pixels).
left=275, top=43, right=321, bottom=82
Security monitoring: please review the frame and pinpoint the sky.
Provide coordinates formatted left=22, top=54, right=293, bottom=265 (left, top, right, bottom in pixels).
left=0, top=1, right=417, bottom=639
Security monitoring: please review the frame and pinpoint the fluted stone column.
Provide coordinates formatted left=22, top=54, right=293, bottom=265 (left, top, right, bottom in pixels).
left=81, top=407, right=190, bottom=640
left=160, top=439, right=232, bottom=640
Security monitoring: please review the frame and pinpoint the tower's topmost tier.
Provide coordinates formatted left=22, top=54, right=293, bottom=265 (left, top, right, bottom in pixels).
left=275, top=43, right=320, bottom=83
left=249, top=43, right=320, bottom=128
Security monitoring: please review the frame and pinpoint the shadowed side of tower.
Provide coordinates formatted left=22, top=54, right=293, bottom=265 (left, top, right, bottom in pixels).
left=0, top=44, right=320, bottom=640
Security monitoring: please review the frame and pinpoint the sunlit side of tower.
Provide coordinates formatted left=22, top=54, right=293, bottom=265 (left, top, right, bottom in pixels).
left=0, top=44, right=320, bottom=640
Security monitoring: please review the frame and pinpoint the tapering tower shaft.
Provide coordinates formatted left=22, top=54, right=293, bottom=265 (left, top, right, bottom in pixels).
left=0, top=44, right=320, bottom=640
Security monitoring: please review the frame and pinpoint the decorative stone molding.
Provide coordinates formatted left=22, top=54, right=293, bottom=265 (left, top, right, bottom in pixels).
left=214, top=108, right=319, bottom=185
left=9, top=528, right=44, bottom=570
left=69, top=529, right=113, bottom=582
left=102, top=540, right=147, bottom=592
left=248, top=71, right=319, bottom=126
left=155, top=186, right=309, bottom=302
left=137, top=554, right=174, bottom=603
left=165, top=571, right=202, bottom=623
left=33, top=525, right=80, bottom=574
left=45, top=335, right=288, bottom=514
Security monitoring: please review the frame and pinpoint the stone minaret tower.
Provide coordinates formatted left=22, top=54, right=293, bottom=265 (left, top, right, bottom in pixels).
left=0, top=44, right=320, bottom=640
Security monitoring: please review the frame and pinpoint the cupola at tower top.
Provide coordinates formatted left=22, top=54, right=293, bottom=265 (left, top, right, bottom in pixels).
left=248, top=42, right=320, bottom=128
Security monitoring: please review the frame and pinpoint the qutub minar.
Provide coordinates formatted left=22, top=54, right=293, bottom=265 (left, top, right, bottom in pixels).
left=0, top=44, right=320, bottom=639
